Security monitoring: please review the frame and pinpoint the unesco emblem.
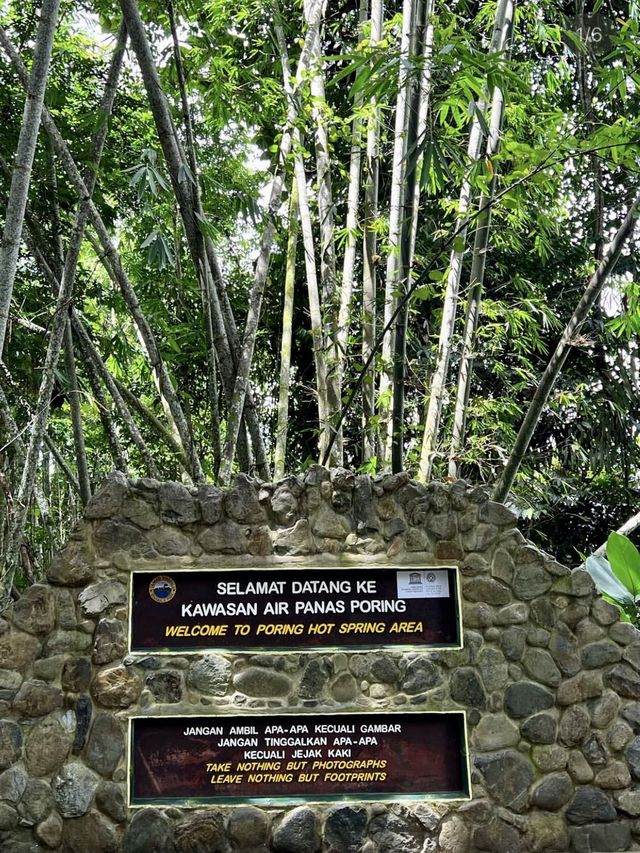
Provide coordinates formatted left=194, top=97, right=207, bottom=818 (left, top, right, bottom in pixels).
left=149, top=575, right=176, bottom=604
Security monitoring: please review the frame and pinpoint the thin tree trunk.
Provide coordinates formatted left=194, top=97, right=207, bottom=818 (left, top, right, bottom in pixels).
left=378, top=0, right=415, bottom=465
left=447, top=39, right=512, bottom=478
left=43, top=433, right=81, bottom=496
left=273, top=8, right=330, bottom=456
left=417, top=0, right=514, bottom=482
left=304, top=0, right=342, bottom=465
left=0, top=0, right=60, bottom=357
left=493, top=191, right=640, bottom=503
left=220, top=0, right=324, bottom=484
left=274, top=181, right=300, bottom=480
left=47, top=142, right=92, bottom=505
left=391, top=0, right=427, bottom=473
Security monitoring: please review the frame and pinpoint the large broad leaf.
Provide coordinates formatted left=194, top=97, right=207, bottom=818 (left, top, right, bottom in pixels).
left=607, top=533, right=640, bottom=598
left=585, top=555, right=634, bottom=604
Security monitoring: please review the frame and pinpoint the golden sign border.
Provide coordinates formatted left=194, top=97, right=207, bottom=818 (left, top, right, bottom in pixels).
left=126, top=564, right=464, bottom=656
left=126, top=708, right=471, bottom=809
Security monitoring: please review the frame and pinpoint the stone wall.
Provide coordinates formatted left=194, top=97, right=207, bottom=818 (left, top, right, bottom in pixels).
left=0, top=469, right=640, bottom=851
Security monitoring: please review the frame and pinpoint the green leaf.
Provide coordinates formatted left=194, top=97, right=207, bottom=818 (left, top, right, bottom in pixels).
left=607, top=533, right=640, bottom=598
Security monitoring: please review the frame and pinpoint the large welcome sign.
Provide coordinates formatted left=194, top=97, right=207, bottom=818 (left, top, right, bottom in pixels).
left=129, top=566, right=461, bottom=652
left=130, top=711, right=469, bottom=805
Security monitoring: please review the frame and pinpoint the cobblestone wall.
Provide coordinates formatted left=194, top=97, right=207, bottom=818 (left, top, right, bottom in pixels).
left=1, top=469, right=640, bottom=851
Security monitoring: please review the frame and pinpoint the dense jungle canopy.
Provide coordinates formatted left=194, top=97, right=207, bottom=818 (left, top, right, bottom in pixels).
left=0, top=0, right=639, bottom=595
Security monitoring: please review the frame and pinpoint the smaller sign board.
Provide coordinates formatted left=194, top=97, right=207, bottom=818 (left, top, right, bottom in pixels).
left=129, top=711, right=470, bottom=806
left=129, top=566, right=461, bottom=653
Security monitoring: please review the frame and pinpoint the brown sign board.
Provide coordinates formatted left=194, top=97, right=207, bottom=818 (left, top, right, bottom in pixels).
left=129, top=711, right=470, bottom=805
left=129, top=566, right=461, bottom=653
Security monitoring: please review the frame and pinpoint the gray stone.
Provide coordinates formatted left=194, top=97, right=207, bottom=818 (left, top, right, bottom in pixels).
left=504, top=682, right=554, bottom=719
left=531, top=772, right=573, bottom=810
left=94, top=520, right=146, bottom=558
left=198, top=484, right=224, bottom=525
left=623, top=641, right=640, bottom=671
left=52, top=762, right=99, bottom=817
left=581, top=640, right=622, bottom=669
left=473, top=820, right=524, bottom=853
left=568, top=749, right=594, bottom=783
left=582, top=732, right=607, bottom=765
left=531, top=598, right=557, bottom=630
left=159, top=481, right=199, bottom=524
left=96, top=781, right=127, bottom=823
left=522, top=647, right=561, bottom=687
left=512, top=558, right=552, bottom=600
left=62, top=657, right=92, bottom=693
left=273, top=806, right=320, bottom=853
left=474, top=750, right=534, bottom=813
left=0, top=630, right=40, bottom=672
left=383, top=517, right=406, bottom=539
left=299, top=659, right=331, bottom=698
left=225, top=474, right=265, bottom=524
left=606, top=663, right=640, bottom=699
left=62, top=809, right=121, bottom=852
left=0, top=668, right=23, bottom=699
left=47, top=539, right=95, bottom=586
left=234, top=667, right=291, bottom=697
left=595, top=760, right=630, bottom=789
left=479, top=501, right=517, bottom=526
left=324, top=806, right=367, bottom=853
left=0, top=720, right=21, bottom=771
left=462, top=578, right=510, bottom=606
left=84, top=713, right=125, bottom=776
left=12, top=679, right=62, bottom=717
left=565, top=786, right=616, bottom=824
left=368, top=807, right=425, bottom=853
left=557, top=671, right=603, bottom=705
left=500, top=626, right=526, bottom=661
left=526, top=812, right=569, bottom=853
left=478, top=648, right=508, bottom=692
left=473, top=714, right=520, bottom=750
left=589, top=690, right=620, bottom=728
left=526, top=626, right=550, bottom=647
left=494, top=601, right=529, bottom=625
left=124, top=808, right=175, bottom=853
left=84, top=473, right=128, bottom=518
left=92, top=665, right=143, bottom=709
left=198, top=520, right=248, bottom=554
left=622, top=702, right=640, bottom=732
left=549, top=622, right=581, bottom=676
left=72, top=694, right=92, bottom=753
left=521, top=712, right=557, bottom=744
left=121, top=495, right=161, bottom=529
left=227, top=805, right=269, bottom=847
left=401, top=657, right=441, bottom=695
left=174, top=810, right=229, bottom=853
left=353, top=476, right=379, bottom=533
left=607, top=719, right=632, bottom=752
left=0, top=765, right=27, bottom=803
left=558, top=705, right=590, bottom=747
left=19, top=778, right=54, bottom=824
left=275, top=519, right=315, bottom=556
left=625, top=735, right=640, bottom=780
left=369, top=656, right=400, bottom=684
left=450, top=668, right=485, bottom=709
left=93, top=618, right=127, bottom=665
left=146, top=670, right=183, bottom=703
left=591, top=597, right=622, bottom=625
left=569, top=822, right=631, bottom=852
left=271, top=484, right=300, bottom=527
left=33, top=654, right=66, bottom=682
left=0, top=801, right=18, bottom=830
left=187, top=656, right=231, bottom=695
left=79, top=580, right=127, bottom=617
left=617, top=790, right=640, bottom=816
left=426, top=512, right=456, bottom=540
left=35, top=811, right=63, bottom=848
left=150, top=526, right=191, bottom=556
left=331, top=672, right=356, bottom=703
left=46, top=628, right=92, bottom=655
left=610, top=622, right=639, bottom=645
left=12, top=585, right=55, bottom=635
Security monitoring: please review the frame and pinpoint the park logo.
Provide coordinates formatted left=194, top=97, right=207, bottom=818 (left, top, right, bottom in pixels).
left=149, top=575, right=177, bottom=604
left=426, top=572, right=436, bottom=583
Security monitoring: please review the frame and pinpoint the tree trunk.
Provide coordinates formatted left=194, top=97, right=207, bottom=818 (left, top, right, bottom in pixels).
left=493, top=190, right=640, bottom=503
left=274, top=181, right=300, bottom=481
left=417, top=0, right=514, bottom=482
left=378, top=0, right=415, bottom=465
left=0, top=0, right=60, bottom=357
left=219, top=0, right=324, bottom=484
